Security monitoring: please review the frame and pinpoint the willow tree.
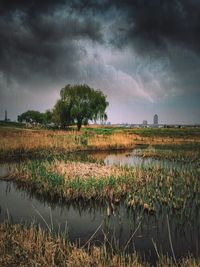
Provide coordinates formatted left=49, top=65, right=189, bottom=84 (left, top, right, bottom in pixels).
left=53, top=84, right=108, bottom=130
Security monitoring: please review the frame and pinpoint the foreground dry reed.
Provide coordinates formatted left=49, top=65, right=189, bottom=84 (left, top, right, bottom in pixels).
left=0, top=223, right=141, bottom=267
left=0, top=223, right=199, bottom=267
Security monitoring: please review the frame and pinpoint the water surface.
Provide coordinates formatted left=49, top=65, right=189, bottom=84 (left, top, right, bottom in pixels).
left=0, top=179, right=199, bottom=264
left=0, top=148, right=199, bottom=264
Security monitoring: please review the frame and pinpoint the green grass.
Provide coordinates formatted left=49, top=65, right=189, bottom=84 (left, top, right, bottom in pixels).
left=13, top=159, right=200, bottom=216
left=126, top=165, right=200, bottom=216
left=83, top=126, right=200, bottom=139
left=83, top=127, right=117, bottom=135
left=0, top=121, right=25, bottom=128
left=131, top=127, right=200, bottom=138
left=1, top=122, right=200, bottom=138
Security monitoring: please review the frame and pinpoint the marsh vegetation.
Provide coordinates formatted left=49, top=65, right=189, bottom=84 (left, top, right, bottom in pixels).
left=0, top=125, right=200, bottom=266
left=1, top=222, right=199, bottom=267
left=1, top=126, right=200, bottom=161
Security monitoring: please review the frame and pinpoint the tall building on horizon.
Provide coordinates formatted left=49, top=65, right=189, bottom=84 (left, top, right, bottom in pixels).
left=143, top=120, right=147, bottom=126
left=4, top=110, right=7, bottom=121
left=153, top=114, right=158, bottom=125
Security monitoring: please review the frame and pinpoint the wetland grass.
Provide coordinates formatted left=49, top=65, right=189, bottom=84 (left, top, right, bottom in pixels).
left=11, top=159, right=200, bottom=216
left=135, top=146, right=200, bottom=164
left=0, top=127, right=138, bottom=160
left=1, top=126, right=200, bottom=160
left=1, top=129, right=200, bottom=266
left=0, top=222, right=142, bottom=267
left=0, top=222, right=199, bottom=267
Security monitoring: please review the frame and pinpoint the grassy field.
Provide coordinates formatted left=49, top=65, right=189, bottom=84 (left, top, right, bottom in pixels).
left=130, top=127, right=200, bottom=138
left=0, top=121, right=25, bottom=128
left=1, top=125, right=200, bottom=160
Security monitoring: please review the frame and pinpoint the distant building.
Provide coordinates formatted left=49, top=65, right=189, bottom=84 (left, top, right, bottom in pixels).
left=4, top=110, right=8, bottom=121
left=153, top=114, right=158, bottom=125
left=143, top=120, right=148, bottom=126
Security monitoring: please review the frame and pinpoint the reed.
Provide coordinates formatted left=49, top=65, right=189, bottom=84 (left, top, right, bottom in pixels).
left=135, top=147, right=200, bottom=163
left=0, top=222, right=199, bottom=267
left=12, top=159, right=200, bottom=216
left=1, top=127, right=199, bottom=160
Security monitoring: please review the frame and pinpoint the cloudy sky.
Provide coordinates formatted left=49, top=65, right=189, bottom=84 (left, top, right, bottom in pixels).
left=0, top=0, right=200, bottom=124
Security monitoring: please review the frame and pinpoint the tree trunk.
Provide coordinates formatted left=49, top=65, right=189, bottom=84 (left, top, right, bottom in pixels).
left=77, top=120, right=82, bottom=131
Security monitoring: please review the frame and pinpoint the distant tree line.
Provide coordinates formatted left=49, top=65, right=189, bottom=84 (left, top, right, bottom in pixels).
left=18, top=84, right=108, bottom=130
left=18, top=110, right=52, bottom=125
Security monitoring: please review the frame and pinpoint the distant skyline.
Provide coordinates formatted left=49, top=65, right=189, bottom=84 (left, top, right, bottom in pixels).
left=0, top=0, right=200, bottom=124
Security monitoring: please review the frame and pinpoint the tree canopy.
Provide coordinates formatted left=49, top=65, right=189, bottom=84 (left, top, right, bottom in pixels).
left=18, top=110, right=53, bottom=124
left=53, top=84, right=108, bottom=130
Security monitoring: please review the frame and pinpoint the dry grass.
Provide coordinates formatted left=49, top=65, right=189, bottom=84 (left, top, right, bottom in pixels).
left=0, top=128, right=139, bottom=160
left=0, top=223, right=199, bottom=267
left=0, top=223, right=143, bottom=267
left=48, top=160, right=123, bottom=181
left=135, top=148, right=200, bottom=162
left=1, top=127, right=199, bottom=160
left=88, top=132, right=138, bottom=149
left=0, top=128, right=82, bottom=152
left=12, top=160, right=134, bottom=201
left=11, top=158, right=199, bottom=213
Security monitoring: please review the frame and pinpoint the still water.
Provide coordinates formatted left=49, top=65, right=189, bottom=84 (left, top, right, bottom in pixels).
left=0, top=181, right=199, bottom=264
left=0, top=149, right=199, bottom=264
left=89, top=148, right=196, bottom=170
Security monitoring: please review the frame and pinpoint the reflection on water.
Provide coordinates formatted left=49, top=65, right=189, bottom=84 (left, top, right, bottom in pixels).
left=0, top=163, right=15, bottom=179
left=104, top=150, right=159, bottom=166
left=0, top=179, right=199, bottom=264
left=89, top=148, right=196, bottom=170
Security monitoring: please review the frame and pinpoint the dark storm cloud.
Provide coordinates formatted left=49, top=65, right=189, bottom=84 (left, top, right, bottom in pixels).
left=68, top=0, right=200, bottom=53
left=107, top=0, right=200, bottom=95
left=111, top=0, right=200, bottom=53
left=0, top=0, right=74, bottom=15
left=58, top=0, right=200, bottom=94
left=0, top=0, right=200, bottom=122
left=1, top=0, right=200, bottom=91
left=0, top=0, right=102, bottom=89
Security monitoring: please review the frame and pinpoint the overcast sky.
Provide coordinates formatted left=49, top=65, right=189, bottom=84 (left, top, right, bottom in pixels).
left=0, top=0, right=200, bottom=124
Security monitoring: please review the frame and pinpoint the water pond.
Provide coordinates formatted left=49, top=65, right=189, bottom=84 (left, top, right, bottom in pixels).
left=0, top=148, right=199, bottom=265
left=0, top=179, right=199, bottom=265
